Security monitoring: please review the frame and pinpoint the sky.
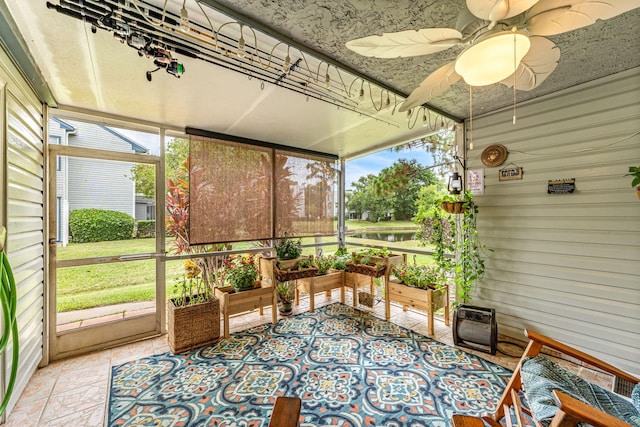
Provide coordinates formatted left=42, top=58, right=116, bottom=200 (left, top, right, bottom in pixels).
left=116, top=127, right=435, bottom=189
left=345, top=146, right=434, bottom=189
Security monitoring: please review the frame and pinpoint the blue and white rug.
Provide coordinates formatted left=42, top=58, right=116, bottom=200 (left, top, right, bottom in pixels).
left=108, top=303, right=510, bottom=426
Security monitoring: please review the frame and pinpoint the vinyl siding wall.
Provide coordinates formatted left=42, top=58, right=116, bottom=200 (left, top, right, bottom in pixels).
left=0, top=46, right=45, bottom=417
left=466, top=67, right=640, bottom=375
left=63, top=120, right=137, bottom=218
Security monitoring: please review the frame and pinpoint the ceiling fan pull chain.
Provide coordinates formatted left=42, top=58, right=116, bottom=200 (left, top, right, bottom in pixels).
left=469, top=85, right=474, bottom=150
left=513, top=28, right=517, bottom=125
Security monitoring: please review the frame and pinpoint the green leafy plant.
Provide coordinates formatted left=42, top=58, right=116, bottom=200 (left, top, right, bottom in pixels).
left=135, top=220, right=155, bottom=238
left=329, top=254, right=350, bottom=271
left=392, top=263, right=439, bottom=290
left=416, top=188, right=490, bottom=304
left=275, top=281, right=296, bottom=304
left=625, top=166, right=640, bottom=187
left=296, top=257, right=313, bottom=269
left=275, top=235, right=303, bottom=260
left=222, top=254, right=259, bottom=292
left=312, top=255, right=333, bottom=275
left=453, top=191, right=491, bottom=304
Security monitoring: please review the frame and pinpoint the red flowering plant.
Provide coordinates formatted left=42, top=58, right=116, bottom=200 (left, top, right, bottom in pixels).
left=166, top=157, right=230, bottom=306
left=222, top=254, right=259, bottom=292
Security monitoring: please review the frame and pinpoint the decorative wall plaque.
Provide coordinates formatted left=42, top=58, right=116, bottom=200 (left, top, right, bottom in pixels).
left=467, top=169, right=485, bottom=195
left=499, top=166, right=523, bottom=181
left=548, top=178, right=576, bottom=194
left=481, top=144, right=508, bottom=167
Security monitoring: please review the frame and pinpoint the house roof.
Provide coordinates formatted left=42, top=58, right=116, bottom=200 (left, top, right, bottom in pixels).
left=99, top=126, right=149, bottom=154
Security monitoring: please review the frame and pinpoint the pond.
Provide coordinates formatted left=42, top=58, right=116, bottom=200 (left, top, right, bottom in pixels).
left=348, top=231, right=417, bottom=242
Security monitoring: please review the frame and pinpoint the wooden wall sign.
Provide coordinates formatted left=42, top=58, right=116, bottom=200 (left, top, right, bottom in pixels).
left=548, top=178, right=576, bottom=194
left=499, top=166, right=523, bottom=181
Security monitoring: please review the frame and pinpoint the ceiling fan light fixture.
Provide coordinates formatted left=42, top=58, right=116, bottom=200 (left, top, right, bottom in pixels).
left=454, top=30, right=531, bottom=86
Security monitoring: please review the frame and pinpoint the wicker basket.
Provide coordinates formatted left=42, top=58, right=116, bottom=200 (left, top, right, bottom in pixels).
left=346, top=262, right=386, bottom=278
left=168, top=296, right=220, bottom=354
left=274, top=266, right=318, bottom=282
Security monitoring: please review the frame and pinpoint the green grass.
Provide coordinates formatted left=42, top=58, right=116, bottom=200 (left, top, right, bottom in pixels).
left=57, top=221, right=436, bottom=312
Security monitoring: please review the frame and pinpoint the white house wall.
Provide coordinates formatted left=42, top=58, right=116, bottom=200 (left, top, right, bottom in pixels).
left=0, top=46, right=45, bottom=418
left=63, top=121, right=138, bottom=218
left=468, top=67, right=640, bottom=375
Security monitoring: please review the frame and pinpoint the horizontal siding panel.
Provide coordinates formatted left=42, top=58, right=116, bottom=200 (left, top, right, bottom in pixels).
left=479, top=278, right=639, bottom=319
left=485, top=244, right=639, bottom=275
left=7, top=145, right=43, bottom=178
left=8, top=182, right=43, bottom=204
left=7, top=217, right=45, bottom=234
left=8, top=231, right=44, bottom=252
left=6, top=124, right=44, bottom=164
left=481, top=259, right=640, bottom=290
left=468, top=68, right=640, bottom=375
left=11, top=258, right=44, bottom=290
left=7, top=164, right=43, bottom=190
left=7, top=200, right=44, bottom=217
left=477, top=216, right=640, bottom=232
left=7, top=241, right=44, bottom=266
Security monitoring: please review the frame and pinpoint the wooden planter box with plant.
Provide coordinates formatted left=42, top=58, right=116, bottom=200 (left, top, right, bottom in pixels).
left=216, top=253, right=277, bottom=337
left=296, top=255, right=345, bottom=312
left=389, top=263, right=449, bottom=336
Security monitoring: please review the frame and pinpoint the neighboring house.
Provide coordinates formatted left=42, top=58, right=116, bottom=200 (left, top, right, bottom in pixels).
left=49, top=118, right=150, bottom=245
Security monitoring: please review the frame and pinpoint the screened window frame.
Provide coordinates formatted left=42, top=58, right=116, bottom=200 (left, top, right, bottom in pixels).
left=187, top=128, right=338, bottom=246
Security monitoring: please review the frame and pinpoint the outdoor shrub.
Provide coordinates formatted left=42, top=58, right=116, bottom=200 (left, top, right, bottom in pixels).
left=69, top=209, right=135, bottom=243
left=136, top=220, right=156, bottom=238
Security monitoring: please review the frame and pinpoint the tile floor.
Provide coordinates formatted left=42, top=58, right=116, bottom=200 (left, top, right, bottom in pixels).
left=5, top=290, right=613, bottom=426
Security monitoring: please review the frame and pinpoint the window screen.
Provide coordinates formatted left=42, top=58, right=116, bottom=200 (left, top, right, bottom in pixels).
left=189, top=135, right=273, bottom=244
left=188, top=134, right=335, bottom=245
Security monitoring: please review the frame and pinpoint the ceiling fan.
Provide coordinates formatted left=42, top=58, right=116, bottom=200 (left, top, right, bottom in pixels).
left=346, top=0, right=639, bottom=113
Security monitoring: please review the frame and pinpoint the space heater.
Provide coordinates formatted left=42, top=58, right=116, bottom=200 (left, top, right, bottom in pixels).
left=453, top=304, right=497, bottom=355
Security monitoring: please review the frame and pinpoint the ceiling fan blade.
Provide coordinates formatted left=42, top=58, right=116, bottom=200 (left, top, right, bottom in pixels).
left=466, top=0, right=540, bottom=21
left=526, top=0, right=640, bottom=36
left=500, top=36, right=560, bottom=90
left=345, top=28, right=462, bottom=58
left=399, top=62, right=461, bottom=112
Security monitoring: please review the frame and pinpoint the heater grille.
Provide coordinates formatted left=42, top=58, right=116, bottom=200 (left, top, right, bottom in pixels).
left=453, top=305, right=497, bottom=355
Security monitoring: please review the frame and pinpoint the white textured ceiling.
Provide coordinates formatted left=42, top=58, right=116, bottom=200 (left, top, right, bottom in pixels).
left=3, top=0, right=639, bottom=158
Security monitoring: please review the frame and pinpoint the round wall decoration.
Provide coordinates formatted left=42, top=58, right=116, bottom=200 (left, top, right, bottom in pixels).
left=481, top=144, right=508, bottom=167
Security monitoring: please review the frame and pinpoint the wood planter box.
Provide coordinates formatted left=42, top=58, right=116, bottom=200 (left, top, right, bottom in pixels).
left=168, top=296, right=220, bottom=354
left=215, top=281, right=276, bottom=337
left=345, top=271, right=374, bottom=307
left=259, top=255, right=313, bottom=283
left=388, top=280, right=450, bottom=335
left=295, top=269, right=345, bottom=312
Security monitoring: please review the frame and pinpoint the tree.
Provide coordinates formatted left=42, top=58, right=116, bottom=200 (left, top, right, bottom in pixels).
left=346, top=174, right=393, bottom=222
left=393, top=129, right=456, bottom=178
left=373, top=159, right=437, bottom=220
left=129, top=137, right=190, bottom=198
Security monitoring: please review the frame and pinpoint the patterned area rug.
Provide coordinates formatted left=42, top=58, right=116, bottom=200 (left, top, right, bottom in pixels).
left=108, top=303, right=511, bottom=426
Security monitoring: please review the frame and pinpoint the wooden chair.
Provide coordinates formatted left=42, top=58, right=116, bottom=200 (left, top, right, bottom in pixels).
left=452, top=329, right=639, bottom=427
left=268, top=397, right=301, bottom=427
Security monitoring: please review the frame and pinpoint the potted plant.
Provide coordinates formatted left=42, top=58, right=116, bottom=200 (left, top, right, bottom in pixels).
left=439, top=194, right=467, bottom=214
left=625, top=166, right=640, bottom=199
left=274, top=234, right=303, bottom=268
left=166, top=161, right=222, bottom=353
left=167, top=260, right=221, bottom=353
left=275, top=281, right=296, bottom=315
left=223, top=254, right=259, bottom=292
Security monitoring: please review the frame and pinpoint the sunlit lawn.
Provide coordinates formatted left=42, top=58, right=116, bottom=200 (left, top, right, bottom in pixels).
left=57, top=220, right=434, bottom=312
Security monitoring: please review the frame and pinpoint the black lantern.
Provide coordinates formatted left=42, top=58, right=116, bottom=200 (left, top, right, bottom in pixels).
left=448, top=172, right=462, bottom=195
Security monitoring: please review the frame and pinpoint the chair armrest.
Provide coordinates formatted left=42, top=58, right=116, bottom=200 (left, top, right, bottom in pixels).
left=268, top=397, right=301, bottom=427
left=525, top=330, right=639, bottom=384
left=551, top=390, right=634, bottom=427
